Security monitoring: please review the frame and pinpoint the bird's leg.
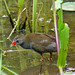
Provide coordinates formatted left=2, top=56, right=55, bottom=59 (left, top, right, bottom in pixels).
left=40, top=54, right=44, bottom=61
left=48, top=52, right=52, bottom=60
left=40, top=56, right=44, bottom=61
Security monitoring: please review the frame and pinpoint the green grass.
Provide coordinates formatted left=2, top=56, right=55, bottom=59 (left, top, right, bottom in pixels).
left=32, top=0, right=37, bottom=32
left=0, top=48, right=2, bottom=75
left=2, top=65, right=18, bottom=75
left=17, top=0, right=24, bottom=30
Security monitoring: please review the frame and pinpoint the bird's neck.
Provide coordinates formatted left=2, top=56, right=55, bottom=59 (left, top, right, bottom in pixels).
left=20, top=42, right=32, bottom=49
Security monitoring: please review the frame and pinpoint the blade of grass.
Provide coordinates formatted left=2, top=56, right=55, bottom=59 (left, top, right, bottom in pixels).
left=18, top=0, right=24, bottom=16
left=17, top=0, right=24, bottom=30
left=35, top=3, right=43, bottom=32
left=3, top=0, right=10, bottom=14
left=32, top=0, right=37, bottom=32
left=53, top=0, right=59, bottom=55
left=0, top=41, right=4, bottom=42
left=2, top=65, right=18, bottom=75
left=3, top=0, right=14, bottom=28
left=4, top=49, right=27, bottom=53
left=0, top=48, right=3, bottom=75
left=7, top=8, right=26, bottom=40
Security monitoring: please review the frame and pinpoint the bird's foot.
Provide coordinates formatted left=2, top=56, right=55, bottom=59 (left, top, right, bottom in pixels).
left=48, top=57, right=52, bottom=61
left=40, top=56, right=44, bottom=62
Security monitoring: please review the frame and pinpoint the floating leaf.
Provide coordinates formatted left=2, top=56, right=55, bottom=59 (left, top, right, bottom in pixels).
left=62, top=2, right=75, bottom=11
left=64, top=72, right=75, bottom=75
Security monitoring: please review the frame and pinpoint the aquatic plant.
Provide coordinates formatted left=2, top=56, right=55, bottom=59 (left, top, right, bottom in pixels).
left=52, top=0, right=69, bottom=75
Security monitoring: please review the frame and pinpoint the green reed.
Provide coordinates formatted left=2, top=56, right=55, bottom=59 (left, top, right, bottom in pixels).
left=32, top=0, right=37, bottom=32
left=3, top=0, right=10, bottom=15
left=0, top=48, right=2, bottom=75
left=2, top=65, right=18, bottom=75
left=17, top=0, right=24, bottom=30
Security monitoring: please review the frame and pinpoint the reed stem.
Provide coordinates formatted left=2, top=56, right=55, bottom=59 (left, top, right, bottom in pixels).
left=53, top=0, right=60, bottom=55
left=7, top=8, right=26, bottom=40
left=32, top=0, right=37, bottom=32
left=59, top=67, right=63, bottom=75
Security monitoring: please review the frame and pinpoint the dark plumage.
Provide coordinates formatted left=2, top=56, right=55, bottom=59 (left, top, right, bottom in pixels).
left=11, top=33, right=57, bottom=61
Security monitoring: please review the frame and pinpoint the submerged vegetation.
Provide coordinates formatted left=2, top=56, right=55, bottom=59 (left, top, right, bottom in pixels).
left=0, top=0, right=75, bottom=75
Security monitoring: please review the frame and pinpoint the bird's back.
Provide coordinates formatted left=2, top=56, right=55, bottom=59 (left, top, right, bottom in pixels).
left=24, top=33, right=56, bottom=53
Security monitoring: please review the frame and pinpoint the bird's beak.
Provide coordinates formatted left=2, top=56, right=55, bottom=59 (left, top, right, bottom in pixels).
left=10, top=44, right=14, bottom=47
left=10, top=41, right=16, bottom=47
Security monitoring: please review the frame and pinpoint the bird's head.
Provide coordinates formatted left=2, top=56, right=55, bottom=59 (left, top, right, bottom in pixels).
left=10, top=36, right=24, bottom=47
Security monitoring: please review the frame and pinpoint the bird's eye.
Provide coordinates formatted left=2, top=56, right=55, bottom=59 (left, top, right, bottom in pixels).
left=16, top=40, right=19, bottom=43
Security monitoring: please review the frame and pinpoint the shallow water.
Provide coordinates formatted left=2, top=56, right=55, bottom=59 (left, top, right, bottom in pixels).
left=0, top=0, right=75, bottom=75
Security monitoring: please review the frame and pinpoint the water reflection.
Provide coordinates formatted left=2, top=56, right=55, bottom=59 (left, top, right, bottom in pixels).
left=39, top=63, right=43, bottom=75
left=19, top=60, right=58, bottom=75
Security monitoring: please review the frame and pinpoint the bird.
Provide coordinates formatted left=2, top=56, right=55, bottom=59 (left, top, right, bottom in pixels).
left=10, top=33, right=57, bottom=61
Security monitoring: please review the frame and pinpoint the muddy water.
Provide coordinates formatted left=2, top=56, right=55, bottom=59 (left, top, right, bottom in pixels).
left=0, top=0, right=75, bottom=75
